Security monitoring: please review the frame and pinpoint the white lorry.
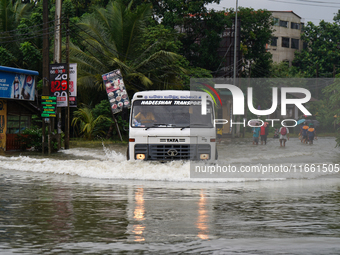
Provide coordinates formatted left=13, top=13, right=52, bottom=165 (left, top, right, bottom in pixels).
left=127, top=90, right=217, bottom=161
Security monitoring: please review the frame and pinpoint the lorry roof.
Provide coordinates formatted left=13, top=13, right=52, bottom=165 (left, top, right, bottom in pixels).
left=132, top=90, right=213, bottom=100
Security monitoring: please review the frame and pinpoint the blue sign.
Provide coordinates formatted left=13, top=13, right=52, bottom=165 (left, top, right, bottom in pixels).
left=0, top=66, right=38, bottom=101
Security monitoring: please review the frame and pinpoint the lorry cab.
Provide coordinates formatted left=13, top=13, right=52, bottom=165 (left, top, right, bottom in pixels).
left=127, top=90, right=217, bottom=161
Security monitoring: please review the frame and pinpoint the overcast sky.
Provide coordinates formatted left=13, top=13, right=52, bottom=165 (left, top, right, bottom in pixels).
left=207, top=0, right=340, bottom=24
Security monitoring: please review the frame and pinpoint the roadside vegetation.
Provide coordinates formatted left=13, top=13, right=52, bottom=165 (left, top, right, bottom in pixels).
left=0, top=0, right=339, bottom=146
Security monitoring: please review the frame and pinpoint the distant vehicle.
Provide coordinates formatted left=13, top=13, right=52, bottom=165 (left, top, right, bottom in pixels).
left=127, top=90, right=217, bottom=161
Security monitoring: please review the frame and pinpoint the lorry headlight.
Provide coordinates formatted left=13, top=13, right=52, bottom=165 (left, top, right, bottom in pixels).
left=200, top=153, right=209, bottom=160
left=136, top=154, right=146, bottom=160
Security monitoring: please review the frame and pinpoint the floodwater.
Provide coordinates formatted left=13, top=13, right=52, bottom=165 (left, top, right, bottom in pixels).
left=1, top=137, right=340, bottom=254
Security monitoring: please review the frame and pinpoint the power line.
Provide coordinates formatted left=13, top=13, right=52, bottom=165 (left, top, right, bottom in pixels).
left=269, top=0, right=340, bottom=8
left=0, top=17, right=62, bottom=35
left=0, top=30, right=56, bottom=44
left=0, top=25, right=56, bottom=41
left=296, top=0, right=340, bottom=5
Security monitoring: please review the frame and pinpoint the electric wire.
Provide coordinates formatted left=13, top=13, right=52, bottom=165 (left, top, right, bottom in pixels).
left=269, top=0, right=340, bottom=8
left=0, top=17, right=62, bottom=35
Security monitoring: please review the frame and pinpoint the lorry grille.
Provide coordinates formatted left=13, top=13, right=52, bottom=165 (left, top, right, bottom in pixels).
left=134, top=144, right=210, bottom=160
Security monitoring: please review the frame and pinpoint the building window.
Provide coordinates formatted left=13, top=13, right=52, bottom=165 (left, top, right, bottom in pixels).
left=7, top=115, right=30, bottom=134
left=279, top=20, right=288, bottom=28
left=291, top=22, right=300, bottom=30
left=273, top=18, right=279, bottom=26
left=291, top=38, right=299, bottom=49
left=271, top=37, right=278, bottom=46
left=282, top=37, right=290, bottom=48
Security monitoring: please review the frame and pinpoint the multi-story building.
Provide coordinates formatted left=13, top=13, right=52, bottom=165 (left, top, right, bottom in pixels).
left=267, top=11, right=305, bottom=65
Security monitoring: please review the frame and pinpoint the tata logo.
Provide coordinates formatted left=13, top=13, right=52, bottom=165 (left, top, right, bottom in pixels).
left=167, top=139, right=179, bottom=142
left=167, top=149, right=178, bottom=156
left=201, top=84, right=312, bottom=116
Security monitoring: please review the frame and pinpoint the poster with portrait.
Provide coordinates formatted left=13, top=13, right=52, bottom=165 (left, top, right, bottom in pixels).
left=102, top=69, right=130, bottom=114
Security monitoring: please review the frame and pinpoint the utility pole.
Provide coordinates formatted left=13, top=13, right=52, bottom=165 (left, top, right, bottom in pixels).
left=54, top=0, right=62, bottom=148
left=65, top=17, right=70, bottom=149
left=316, top=63, right=319, bottom=99
left=243, top=63, right=251, bottom=138
left=233, top=0, right=238, bottom=81
left=42, top=0, right=49, bottom=155
left=232, top=0, right=238, bottom=138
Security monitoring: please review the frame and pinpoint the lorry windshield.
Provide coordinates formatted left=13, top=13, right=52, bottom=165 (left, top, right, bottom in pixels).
left=131, top=100, right=214, bottom=128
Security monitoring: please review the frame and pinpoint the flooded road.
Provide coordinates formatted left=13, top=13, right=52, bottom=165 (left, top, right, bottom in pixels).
left=0, top=137, right=340, bottom=254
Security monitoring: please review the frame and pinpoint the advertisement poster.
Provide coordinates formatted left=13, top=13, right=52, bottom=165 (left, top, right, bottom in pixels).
left=0, top=99, right=6, bottom=150
left=0, top=72, right=36, bottom=101
left=49, top=63, right=69, bottom=107
left=102, top=69, right=130, bottom=114
left=69, top=63, right=77, bottom=107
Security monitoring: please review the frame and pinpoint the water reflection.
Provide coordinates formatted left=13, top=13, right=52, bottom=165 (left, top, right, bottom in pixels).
left=48, top=188, right=74, bottom=242
left=133, top=187, right=145, bottom=242
left=197, top=189, right=209, bottom=240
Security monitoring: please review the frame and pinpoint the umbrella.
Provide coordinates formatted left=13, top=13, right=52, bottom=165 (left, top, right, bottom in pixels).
left=297, top=119, right=305, bottom=125
left=248, top=120, right=262, bottom=126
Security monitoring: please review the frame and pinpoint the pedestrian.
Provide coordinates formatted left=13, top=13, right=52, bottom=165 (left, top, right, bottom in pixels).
left=300, top=122, right=309, bottom=144
left=260, top=122, right=269, bottom=145
left=279, top=125, right=289, bottom=147
left=307, top=123, right=317, bottom=145
left=252, top=122, right=261, bottom=145
left=217, top=126, right=223, bottom=144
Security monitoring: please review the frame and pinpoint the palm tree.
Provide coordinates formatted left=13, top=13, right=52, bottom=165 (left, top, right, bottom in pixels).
left=0, top=0, right=32, bottom=32
left=0, top=0, right=34, bottom=67
left=71, top=105, right=113, bottom=140
left=69, top=0, right=184, bottom=94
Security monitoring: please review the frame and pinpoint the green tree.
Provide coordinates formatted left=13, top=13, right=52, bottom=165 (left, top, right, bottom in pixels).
left=270, top=62, right=304, bottom=78
left=0, top=0, right=32, bottom=32
left=231, top=7, right=274, bottom=78
left=293, top=20, right=340, bottom=78
left=123, top=0, right=227, bottom=73
left=69, top=0, right=183, bottom=97
left=0, top=0, right=34, bottom=68
left=72, top=104, right=113, bottom=140
left=322, top=78, right=340, bottom=146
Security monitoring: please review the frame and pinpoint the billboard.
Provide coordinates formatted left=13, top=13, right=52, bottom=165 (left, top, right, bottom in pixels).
left=50, top=63, right=69, bottom=107
left=49, top=63, right=77, bottom=107
left=102, top=69, right=130, bottom=114
left=69, top=63, right=77, bottom=107
left=0, top=72, right=36, bottom=101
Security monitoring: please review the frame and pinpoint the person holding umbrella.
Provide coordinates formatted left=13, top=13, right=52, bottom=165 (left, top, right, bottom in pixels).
left=307, top=123, right=317, bottom=145
left=252, top=122, right=261, bottom=145
left=300, top=122, right=309, bottom=144
left=260, top=122, right=269, bottom=145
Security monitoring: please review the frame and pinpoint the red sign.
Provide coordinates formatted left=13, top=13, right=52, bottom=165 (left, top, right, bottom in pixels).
left=49, top=64, right=69, bottom=107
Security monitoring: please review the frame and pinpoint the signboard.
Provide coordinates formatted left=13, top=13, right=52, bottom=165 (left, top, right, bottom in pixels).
left=0, top=72, right=36, bottom=101
left=101, top=69, right=130, bottom=114
left=69, top=63, right=77, bottom=107
left=41, top=96, right=57, bottom=117
left=49, top=63, right=68, bottom=107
